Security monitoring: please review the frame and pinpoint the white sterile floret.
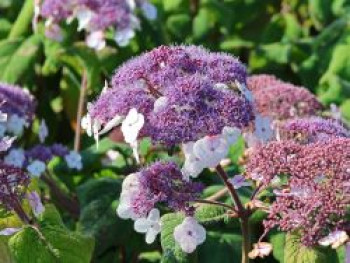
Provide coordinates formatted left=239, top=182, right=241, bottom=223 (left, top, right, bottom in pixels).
left=98, top=114, right=124, bottom=135
left=318, top=230, right=349, bottom=249
left=193, top=135, right=229, bottom=168
left=7, top=114, right=27, bottom=136
left=254, top=115, right=274, bottom=143
left=4, top=148, right=25, bottom=168
left=121, top=108, right=145, bottom=163
left=222, top=126, right=241, bottom=145
left=27, top=160, right=46, bottom=177
left=0, top=228, right=22, bottom=236
left=153, top=96, right=168, bottom=112
left=65, top=151, right=83, bottom=170
left=81, top=114, right=93, bottom=136
left=115, top=28, right=136, bottom=47
left=228, top=174, right=252, bottom=189
left=76, top=8, right=94, bottom=31
left=174, top=217, right=206, bottom=253
left=86, top=31, right=106, bottom=51
left=27, top=191, right=45, bottom=217
left=0, top=136, right=15, bottom=152
left=141, top=1, right=157, bottom=20
left=134, top=208, right=161, bottom=244
left=245, top=114, right=274, bottom=148
left=38, top=119, right=49, bottom=143
left=214, top=83, right=229, bottom=90
left=248, top=242, right=273, bottom=259
left=181, top=142, right=205, bottom=179
left=236, top=80, right=254, bottom=103
left=117, top=173, right=141, bottom=220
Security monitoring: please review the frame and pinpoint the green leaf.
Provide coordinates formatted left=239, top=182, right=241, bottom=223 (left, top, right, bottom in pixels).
left=195, top=204, right=227, bottom=224
left=193, top=8, right=217, bottom=39
left=269, top=232, right=285, bottom=262
left=8, top=205, right=94, bottom=263
left=166, top=14, right=191, bottom=38
left=197, top=231, right=242, bottom=263
left=0, top=236, right=14, bottom=263
left=163, top=0, right=185, bottom=12
left=1, top=35, right=41, bottom=83
left=284, top=232, right=338, bottom=263
left=8, top=0, right=34, bottom=39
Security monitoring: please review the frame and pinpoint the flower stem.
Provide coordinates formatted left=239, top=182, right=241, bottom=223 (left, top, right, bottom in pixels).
left=41, top=173, right=80, bottom=219
left=13, top=197, right=32, bottom=225
left=215, top=165, right=250, bottom=263
left=74, top=70, right=88, bottom=152
left=241, top=217, right=251, bottom=263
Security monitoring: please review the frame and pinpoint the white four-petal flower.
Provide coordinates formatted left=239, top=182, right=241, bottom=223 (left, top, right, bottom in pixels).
left=121, top=108, right=145, bottom=163
left=318, top=230, right=349, bottom=249
left=134, top=208, right=161, bottom=244
left=174, top=217, right=206, bottom=253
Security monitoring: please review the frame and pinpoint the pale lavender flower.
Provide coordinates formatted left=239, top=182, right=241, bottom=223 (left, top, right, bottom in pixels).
left=0, top=228, right=22, bottom=236
left=173, top=217, right=206, bottom=253
left=27, top=191, right=45, bottom=217
left=134, top=208, right=161, bottom=244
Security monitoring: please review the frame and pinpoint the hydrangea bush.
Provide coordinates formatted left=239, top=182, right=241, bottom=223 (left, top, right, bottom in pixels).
left=0, top=1, right=349, bottom=263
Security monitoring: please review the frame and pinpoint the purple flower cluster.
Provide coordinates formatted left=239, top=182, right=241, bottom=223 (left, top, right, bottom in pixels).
left=0, top=163, right=30, bottom=211
left=89, top=45, right=254, bottom=145
left=119, top=161, right=203, bottom=218
left=0, top=82, right=36, bottom=122
left=25, top=144, right=69, bottom=164
left=247, top=74, right=282, bottom=92
left=41, top=0, right=75, bottom=22
left=40, top=0, right=157, bottom=47
left=247, top=75, right=323, bottom=120
left=264, top=174, right=348, bottom=246
left=246, top=138, right=350, bottom=246
left=278, top=117, right=349, bottom=144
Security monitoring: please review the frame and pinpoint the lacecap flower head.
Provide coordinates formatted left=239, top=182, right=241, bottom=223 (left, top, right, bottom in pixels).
left=0, top=82, right=36, bottom=136
left=0, top=163, right=30, bottom=211
left=246, top=138, right=350, bottom=246
left=117, top=161, right=203, bottom=220
left=277, top=117, right=349, bottom=144
left=40, top=0, right=157, bottom=49
left=87, top=45, right=254, bottom=146
left=247, top=77, right=322, bottom=120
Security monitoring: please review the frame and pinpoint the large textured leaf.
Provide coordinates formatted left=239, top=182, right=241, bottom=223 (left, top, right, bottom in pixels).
left=77, top=177, right=147, bottom=259
left=269, top=232, right=285, bottom=262
left=195, top=204, right=227, bottom=224
left=284, top=232, right=338, bottom=263
left=197, top=231, right=241, bottom=263
left=8, top=206, right=94, bottom=263
left=1, top=35, right=41, bottom=83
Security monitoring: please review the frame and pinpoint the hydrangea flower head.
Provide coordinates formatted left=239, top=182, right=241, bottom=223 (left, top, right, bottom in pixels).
left=0, top=83, right=36, bottom=123
left=117, top=161, right=203, bottom=219
left=40, top=0, right=157, bottom=48
left=277, top=117, right=349, bottom=144
left=251, top=82, right=323, bottom=120
left=247, top=74, right=283, bottom=92
left=87, top=45, right=254, bottom=146
left=247, top=138, right=350, bottom=246
left=0, top=163, right=30, bottom=211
